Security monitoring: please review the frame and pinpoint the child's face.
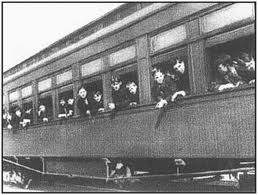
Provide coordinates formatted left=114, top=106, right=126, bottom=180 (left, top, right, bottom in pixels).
left=15, top=110, right=21, bottom=117
left=68, top=98, right=74, bottom=105
left=154, top=71, right=164, bottom=84
left=218, top=64, right=228, bottom=74
left=39, top=105, right=46, bottom=112
left=94, top=93, right=102, bottom=102
left=173, top=59, right=185, bottom=74
left=127, top=82, right=137, bottom=94
left=111, top=81, right=122, bottom=91
left=78, top=88, right=87, bottom=98
left=60, top=99, right=65, bottom=105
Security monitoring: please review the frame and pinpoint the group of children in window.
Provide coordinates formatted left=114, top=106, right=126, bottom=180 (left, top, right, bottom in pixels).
left=3, top=106, right=33, bottom=133
left=208, top=52, right=255, bottom=92
left=3, top=52, right=255, bottom=131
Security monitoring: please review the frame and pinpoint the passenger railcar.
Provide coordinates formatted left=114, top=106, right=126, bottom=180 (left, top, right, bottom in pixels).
left=3, top=3, right=255, bottom=178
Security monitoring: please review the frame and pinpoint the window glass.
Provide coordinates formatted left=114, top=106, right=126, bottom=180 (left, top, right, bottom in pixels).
left=150, top=25, right=187, bottom=53
left=109, top=46, right=136, bottom=66
left=9, top=91, right=19, bottom=102
left=38, top=78, right=52, bottom=92
left=81, top=58, right=103, bottom=77
left=56, top=70, right=72, bottom=85
left=201, top=3, right=254, bottom=33
left=21, top=85, right=32, bottom=98
left=207, top=35, right=255, bottom=92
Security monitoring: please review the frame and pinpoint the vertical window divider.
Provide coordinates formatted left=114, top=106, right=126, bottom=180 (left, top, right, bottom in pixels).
left=186, top=19, right=209, bottom=95
left=32, top=80, right=38, bottom=124
left=136, top=35, right=152, bottom=105
left=52, top=76, right=58, bottom=120
left=102, top=56, right=113, bottom=110
left=72, top=63, right=81, bottom=117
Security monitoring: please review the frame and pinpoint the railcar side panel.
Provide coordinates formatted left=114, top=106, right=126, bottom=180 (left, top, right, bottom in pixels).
left=3, top=89, right=255, bottom=159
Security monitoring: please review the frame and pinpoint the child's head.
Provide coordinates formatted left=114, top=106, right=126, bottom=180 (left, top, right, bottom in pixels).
left=153, top=68, right=165, bottom=84
left=126, top=81, right=138, bottom=94
left=15, top=108, right=21, bottom=117
left=173, top=58, right=185, bottom=74
left=78, top=87, right=87, bottom=98
left=93, top=91, right=102, bottom=102
left=111, top=75, right=122, bottom=91
left=216, top=54, right=231, bottom=75
left=59, top=98, right=66, bottom=106
left=39, top=104, right=46, bottom=112
left=68, top=98, right=74, bottom=105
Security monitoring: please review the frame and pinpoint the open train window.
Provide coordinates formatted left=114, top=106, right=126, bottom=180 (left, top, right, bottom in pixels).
left=151, top=47, right=190, bottom=103
left=38, top=93, right=53, bottom=122
left=81, top=76, right=104, bottom=115
left=22, top=98, right=33, bottom=125
left=207, top=35, right=255, bottom=90
left=58, top=85, right=74, bottom=118
left=111, top=64, right=139, bottom=109
left=9, top=102, right=19, bottom=115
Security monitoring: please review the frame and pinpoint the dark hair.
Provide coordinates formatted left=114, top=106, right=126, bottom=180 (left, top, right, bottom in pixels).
left=215, top=54, right=232, bottom=68
left=77, top=85, right=86, bottom=94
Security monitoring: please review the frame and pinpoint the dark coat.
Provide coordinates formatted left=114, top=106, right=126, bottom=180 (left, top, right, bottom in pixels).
left=217, top=69, right=244, bottom=85
left=10, top=114, right=22, bottom=130
left=126, top=90, right=139, bottom=105
left=152, top=76, right=177, bottom=102
left=112, top=86, right=129, bottom=110
left=67, top=104, right=74, bottom=116
left=59, top=104, right=68, bottom=115
left=235, top=65, right=255, bottom=83
left=90, top=99, right=104, bottom=115
left=38, top=110, right=48, bottom=122
left=174, top=68, right=190, bottom=92
left=76, top=97, right=91, bottom=117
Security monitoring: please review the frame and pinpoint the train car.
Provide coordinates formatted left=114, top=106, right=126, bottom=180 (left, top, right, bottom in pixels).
left=3, top=2, right=255, bottom=181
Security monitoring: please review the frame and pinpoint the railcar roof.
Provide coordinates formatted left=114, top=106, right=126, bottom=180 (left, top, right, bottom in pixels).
left=3, top=3, right=143, bottom=76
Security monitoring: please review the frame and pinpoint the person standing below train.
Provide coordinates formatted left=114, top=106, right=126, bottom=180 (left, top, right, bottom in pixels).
left=76, top=86, right=91, bottom=117
left=109, top=160, right=133, bottom=188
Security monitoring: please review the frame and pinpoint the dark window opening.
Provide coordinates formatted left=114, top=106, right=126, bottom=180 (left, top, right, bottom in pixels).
left=22, top=101, right=33, bottom=125
left=38, top=95, right=53, bottom=122
left=82, top=79, right=104, bottom=115
left=152, top=55, right=190, bottom=94
left=111, top=68, right=140, bottom=110
left=208, top=35, right=255, bottom=89
left=9, top=103, right=19, bottom=115
left=58, top=89, right=74, bottom=118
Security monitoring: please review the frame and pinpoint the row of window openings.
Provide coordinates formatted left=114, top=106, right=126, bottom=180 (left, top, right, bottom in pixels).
left=5, top=34, right=255, bottom=130
left=8, top=32, right=255, bottom=104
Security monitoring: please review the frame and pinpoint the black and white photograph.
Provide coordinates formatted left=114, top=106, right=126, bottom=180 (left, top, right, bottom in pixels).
left=2, top=2, right=255, bottom=192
